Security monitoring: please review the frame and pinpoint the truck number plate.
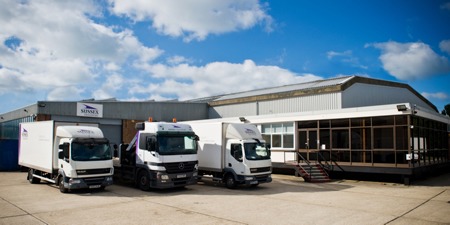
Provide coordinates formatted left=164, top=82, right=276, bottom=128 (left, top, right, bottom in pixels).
left=177, top=174, right=187, bottom=178
left=89, top=185, right=101, bottom=189
left=250, top=181, right=258, bottom=185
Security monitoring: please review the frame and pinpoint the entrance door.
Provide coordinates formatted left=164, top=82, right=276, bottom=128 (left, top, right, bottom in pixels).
left=298, top=129, right=318, bottom=161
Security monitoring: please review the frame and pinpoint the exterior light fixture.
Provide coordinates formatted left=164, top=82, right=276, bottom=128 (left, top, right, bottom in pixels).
left=396, top=104, right=407, bottom=111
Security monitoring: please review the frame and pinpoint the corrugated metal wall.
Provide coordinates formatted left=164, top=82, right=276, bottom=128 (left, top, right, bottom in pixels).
left=37, top=101, right=208, bottom=121
left=209, top=102, right=257, bottom=118
left=342, top=83, right=436, bottom=111
left=258, top=92, right=342, bottom=114
left=209, top=92, right=342, bottom=118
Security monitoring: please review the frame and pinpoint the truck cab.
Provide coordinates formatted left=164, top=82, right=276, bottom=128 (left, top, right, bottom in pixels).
left=114, top=122, right=199, bottom=191
left=224, top=138, right=272, bottom=188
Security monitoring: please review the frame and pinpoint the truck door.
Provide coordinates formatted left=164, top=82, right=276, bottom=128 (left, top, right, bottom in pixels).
left=226, top=142, right=246, bottom=175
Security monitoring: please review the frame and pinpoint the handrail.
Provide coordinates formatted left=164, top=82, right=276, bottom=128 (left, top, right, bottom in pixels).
left=296, top=151, right=312, bottom=179
left=317, top=150, right=345, bottom=172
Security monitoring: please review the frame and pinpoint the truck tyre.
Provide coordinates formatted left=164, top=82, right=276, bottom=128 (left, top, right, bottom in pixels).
left=138, top=170, right=151, bottom=191
left=225, top=175, right=237, bottom=189
left=58, top=177, right=68, bottom=193
left=27, top=169, right=40, bottom=184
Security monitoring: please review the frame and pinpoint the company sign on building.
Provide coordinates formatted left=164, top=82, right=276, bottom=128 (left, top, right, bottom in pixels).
left=76, top=103, right=103, bottom=118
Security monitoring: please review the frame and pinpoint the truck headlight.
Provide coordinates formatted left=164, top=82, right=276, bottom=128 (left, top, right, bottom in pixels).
left=106, top=176, right=113, bottom=182
left=69, top=178, right=81, bottom=184
left=245, top=176, right=255, bottom=181
left=157, top=172, right=169, bottom=180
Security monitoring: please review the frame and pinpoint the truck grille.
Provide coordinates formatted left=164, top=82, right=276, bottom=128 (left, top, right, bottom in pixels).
left=164, top=161, right=197, bottom=174
left=84, top=177, right=105, bottom=185
left=77, top=168, right=111, bottom=175
left=250, top=167, right=271, bottom=173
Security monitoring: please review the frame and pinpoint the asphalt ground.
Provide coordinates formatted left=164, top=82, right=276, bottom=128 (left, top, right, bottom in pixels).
left=0, top=171, right=449, bottom=225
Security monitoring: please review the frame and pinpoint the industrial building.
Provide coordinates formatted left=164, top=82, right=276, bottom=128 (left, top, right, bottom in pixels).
left=1, top=76, right=449, bottom=182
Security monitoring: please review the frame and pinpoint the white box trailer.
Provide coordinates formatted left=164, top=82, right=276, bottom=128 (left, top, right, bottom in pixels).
left=18, top=120, right=114, bottom=193
left=185, top=122, right=272, bottom=189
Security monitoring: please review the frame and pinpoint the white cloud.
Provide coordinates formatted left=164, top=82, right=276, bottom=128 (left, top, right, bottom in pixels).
left=108, top=0, right=273, bottom=42
left=421, top=92, right=448, bottom=100
left=370, top=41, right=450, bottom=80
left=327, top=50, right=352, bottom=59
left=0, top=0, right=162, bottom=101
left=47, top=86, right=83, bottom=101
left=326, top=50, right=367, bottom=69
left=130, top=59, right=323, bottom=100
left=93, top=74, right=125, bottom=100
left=440, top=39, right=450, bottom=55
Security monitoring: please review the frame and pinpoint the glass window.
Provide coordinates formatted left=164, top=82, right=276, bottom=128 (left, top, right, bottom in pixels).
left=319, top=120, right=330, bottom=128
left=272, top=134, right=282, bottom=148
left=260, top=123, right=294, bottom=149
left=319, top=129, right=330, bottom=150
left=283, top=134, right=294, bottom=148
left=351, top=118, right=370, bottom=127
left=351, top=128, right=371, bottom=150
left=230, top=144, right=243, bottom=162
left=332, top=129, right=349, bottom=149
left=298, top=121, right=317, bottom=129
left=373, top=128, right=393, bottom=149
left=331, top=119, right=349, bottom=128
left=372, top=116, right=394, bottom=126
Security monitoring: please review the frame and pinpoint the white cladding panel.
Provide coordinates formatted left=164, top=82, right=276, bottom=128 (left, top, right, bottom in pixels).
left=209, top=102, right=257, bottom=118
left=210, top=92, right=342, bottom=118
left=258, top=92, right=342, bottom=114
left=342, top=83, right=435, bottom=111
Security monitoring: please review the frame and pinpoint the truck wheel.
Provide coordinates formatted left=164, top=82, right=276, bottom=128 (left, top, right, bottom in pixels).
left=58, top=177, right=68, bottom=193
left=225, top=175, right=236, bottom=189
left=27, top=169, right=40, bottom=184
left=138, top=171, right=151, bottom=191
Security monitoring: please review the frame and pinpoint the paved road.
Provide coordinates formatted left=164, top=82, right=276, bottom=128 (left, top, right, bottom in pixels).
left=0, top=172, right=449, bottom=225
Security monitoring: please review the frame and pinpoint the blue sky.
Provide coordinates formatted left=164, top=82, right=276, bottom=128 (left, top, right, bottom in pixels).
left=1, top=0, right=450, bottom=114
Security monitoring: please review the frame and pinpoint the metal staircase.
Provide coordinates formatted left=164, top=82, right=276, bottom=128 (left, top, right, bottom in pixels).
left=294, top=162, right=330, bottom=182
left=293, top=152, right=331, bottom=183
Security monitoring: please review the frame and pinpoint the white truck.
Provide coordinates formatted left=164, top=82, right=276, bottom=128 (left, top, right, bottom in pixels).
left=18, top=121, right=114, bottom=193
left=113, top=121, right=199, bottom=191
left=186, top=122, right=272, bottom=189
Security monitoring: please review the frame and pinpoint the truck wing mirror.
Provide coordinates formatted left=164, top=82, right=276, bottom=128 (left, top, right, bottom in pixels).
left=146, top=136, right=158, bottom=152
left=58, top=150, right=64, bottom=160
left=59, top=143, right=70, bottom=160
left=194, top=135, right=200, bottom=141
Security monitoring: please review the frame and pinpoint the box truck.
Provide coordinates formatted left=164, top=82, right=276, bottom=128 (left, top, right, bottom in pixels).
left=18, top=121, right=114, bottom=193
left=113, top=121, right=199, bottom=191
left=186, top=122, right=272, bottom=189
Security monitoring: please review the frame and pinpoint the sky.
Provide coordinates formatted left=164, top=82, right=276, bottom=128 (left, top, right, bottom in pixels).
left=1, top=0, right=450, bottom=114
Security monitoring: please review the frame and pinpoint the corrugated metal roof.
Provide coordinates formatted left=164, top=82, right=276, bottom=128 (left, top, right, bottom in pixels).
left=214, top=76, right=354, bottom=101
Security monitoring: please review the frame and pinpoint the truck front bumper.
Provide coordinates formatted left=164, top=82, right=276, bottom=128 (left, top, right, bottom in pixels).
left=150, top=171, right=198, bottom=189
left=65, top=176, right=114, bottom=190
left=238, top=174, right=272, bottom=185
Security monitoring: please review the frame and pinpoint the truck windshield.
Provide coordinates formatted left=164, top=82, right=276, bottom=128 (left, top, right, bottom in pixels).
left=71, top=139, right=112, bottom=161
left=157, top=134, right=197, bottom=156
left=244, top=143, right=270, bottom=160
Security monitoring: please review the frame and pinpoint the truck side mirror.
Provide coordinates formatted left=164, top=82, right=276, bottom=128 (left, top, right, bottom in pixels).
left=194, top=135, right=200, bottom=141
left=146, top=136, right=157, bottom=152
left=59, top=143, right=70, bottom=159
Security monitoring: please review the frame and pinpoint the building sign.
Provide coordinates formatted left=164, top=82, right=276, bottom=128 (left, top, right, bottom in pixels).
left=77, top=103, right=103, bottom=118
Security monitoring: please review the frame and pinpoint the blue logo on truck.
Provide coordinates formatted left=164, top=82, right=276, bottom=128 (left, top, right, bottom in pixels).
left=77, top=129, right=94, bottom=134
left=21, top=128, right=28, bottom=138
left=244, top=128, right=256, bottom=135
